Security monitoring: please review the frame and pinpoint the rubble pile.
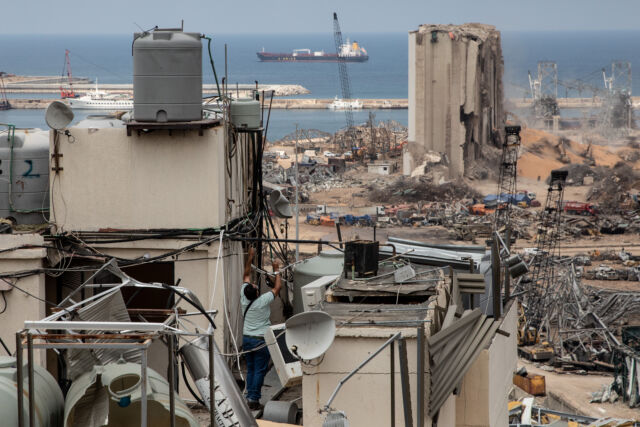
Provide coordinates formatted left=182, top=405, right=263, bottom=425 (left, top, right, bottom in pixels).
left=588, top=162, right=640, bottom=212
left=516, top=262, right=640, bottom=408
left=367, top=176, right=481, bottom=204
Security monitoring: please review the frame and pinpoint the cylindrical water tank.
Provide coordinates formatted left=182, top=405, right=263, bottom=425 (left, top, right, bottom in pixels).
left=133, top=30, right=202, bottom=123
left=230, top=99, right=261, bottom=129
left=292, top=250, right=344, bottom=314
left=0, top=129, right=50, bottom=224
left=0, top=356, right=65, bottom=427
left=64, top=362, right=198, bottom=427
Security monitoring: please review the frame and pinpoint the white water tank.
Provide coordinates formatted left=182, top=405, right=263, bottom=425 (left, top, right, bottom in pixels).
left=0, top=129, right=49, bottom=224
left=133, top=30, right=202, bottom=122
left=292, top=250, right=344, bottom=314
left=0, top=356, right=65, bottom=427
left=64, top=362, right=198, bottom=427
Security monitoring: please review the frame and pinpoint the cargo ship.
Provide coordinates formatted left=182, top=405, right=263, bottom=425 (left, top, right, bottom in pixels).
left=257, top=39, right=368, bottom=63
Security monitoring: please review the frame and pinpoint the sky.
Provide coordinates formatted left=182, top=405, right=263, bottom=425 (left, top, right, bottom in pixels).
left=2, top=0, right=640, bottom=34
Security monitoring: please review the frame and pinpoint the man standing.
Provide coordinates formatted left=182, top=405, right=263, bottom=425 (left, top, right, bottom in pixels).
left=241, top=247, right=282, bottom=410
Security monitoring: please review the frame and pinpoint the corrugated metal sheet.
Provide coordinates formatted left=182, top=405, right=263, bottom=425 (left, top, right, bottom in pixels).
left=428, top=307, right=499, bottom=416
left=66, top=289, right=139, bottom=380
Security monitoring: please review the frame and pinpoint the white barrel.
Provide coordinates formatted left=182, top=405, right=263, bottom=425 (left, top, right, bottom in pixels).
left=0, top=356, right=65, bottom=427
left=64, top=362, right=198, bottom=427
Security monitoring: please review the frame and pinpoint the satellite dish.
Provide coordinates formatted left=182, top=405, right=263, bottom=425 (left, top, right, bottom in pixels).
left=45, top=101, right=74, bottom=130
left=285, top=311, right=335, bottom=360
left=269, top=190, right=293, bottom=218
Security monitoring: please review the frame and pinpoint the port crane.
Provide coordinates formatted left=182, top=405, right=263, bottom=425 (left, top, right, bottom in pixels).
left=60, top=49, right=77, bottom=99
left=0, top=72, right=9, bottom=110
left=332, top=12, right=356, bottom=151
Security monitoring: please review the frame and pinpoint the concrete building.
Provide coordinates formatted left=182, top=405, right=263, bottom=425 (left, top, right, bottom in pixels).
left=0, top=118, right=256, bottom=401
left=407, top=23, right=505, bottom=178
left=301, top=265, right=518, bottom=427
left=367, top=161, right=397, bottom=175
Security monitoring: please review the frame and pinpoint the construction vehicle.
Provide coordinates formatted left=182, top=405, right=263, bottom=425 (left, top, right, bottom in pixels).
left=60, top=49, right=78, bottom=99
left=517, top=304, right=555, bottom=360
left=563, top=201, right=598, bottom=216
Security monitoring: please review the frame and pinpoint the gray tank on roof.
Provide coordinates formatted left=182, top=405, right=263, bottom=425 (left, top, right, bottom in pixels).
left=133, top=30, right=202, bottom=123
left=0, top=129, right=49, bottom=224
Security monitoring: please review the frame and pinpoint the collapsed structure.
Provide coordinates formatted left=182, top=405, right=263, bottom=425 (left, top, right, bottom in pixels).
left=407, top=23, right=505, bottom=178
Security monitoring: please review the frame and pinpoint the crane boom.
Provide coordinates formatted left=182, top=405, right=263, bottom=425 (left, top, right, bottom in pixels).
left=60, top=49, right=76, bottom=99
left=333, top=12, right=355, bottom=150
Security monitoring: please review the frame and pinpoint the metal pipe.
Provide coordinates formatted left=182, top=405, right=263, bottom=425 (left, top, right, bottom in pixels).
left=27, top=333, right=34, bottom=427
left=390, top=339, right=395, bottom=427
left=168, top=335, right=176, bottom=427
left=57, top=258, right=116, bottom=307
left=324, top=332, right=401, bottom=411
left=16, top=332, right=24, bottom=427
left=208, top=333, right=215, bottom=427
left=141, top=349, right=148, bottom=427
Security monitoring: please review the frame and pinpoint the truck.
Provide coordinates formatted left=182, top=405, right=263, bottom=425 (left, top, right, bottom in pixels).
left=563, top=201, right=598, bottom=216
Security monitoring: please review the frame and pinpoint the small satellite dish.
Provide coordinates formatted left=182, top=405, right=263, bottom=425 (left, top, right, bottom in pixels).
left=45, top=101, right=74, bottom=130
left=285, top=311, right=335, bottom=360
left=269, top=190, right=293, bottom=218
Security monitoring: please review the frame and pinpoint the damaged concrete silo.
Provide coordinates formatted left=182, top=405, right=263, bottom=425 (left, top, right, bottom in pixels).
left=407, top=23, right=505, bottom=178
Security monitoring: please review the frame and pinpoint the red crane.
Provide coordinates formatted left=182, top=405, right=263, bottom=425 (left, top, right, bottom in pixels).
left=60, top=49, right=77, bottom=99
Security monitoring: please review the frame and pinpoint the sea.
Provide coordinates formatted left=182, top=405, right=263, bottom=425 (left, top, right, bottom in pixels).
left=2, top=31, right=640, bottom=139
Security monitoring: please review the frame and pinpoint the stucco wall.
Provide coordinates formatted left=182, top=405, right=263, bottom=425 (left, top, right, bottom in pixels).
left=49, top=126, right=231, bottom=231
left=0, top=234, right=46, bottom=365
left=302, top=327, right=431, bottom=427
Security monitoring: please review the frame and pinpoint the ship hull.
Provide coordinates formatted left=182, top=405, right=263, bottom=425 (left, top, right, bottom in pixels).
left=256, top=52, right=368, bottom=63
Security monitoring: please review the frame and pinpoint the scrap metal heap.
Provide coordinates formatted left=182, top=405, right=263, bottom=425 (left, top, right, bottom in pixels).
left=518, top=169, right=568, bottom=344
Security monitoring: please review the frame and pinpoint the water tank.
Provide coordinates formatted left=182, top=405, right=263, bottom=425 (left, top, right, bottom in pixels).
left=0, top=356, right=65, bottom=427
left=64, top=362, right=198, bottom=427
left=292, top=250, right=344, bottom=314
left=0, top=129, right=50, bottom=224
left=133, top=30, right=202, bottom=123
left=230, top=99, right=261, bottom=129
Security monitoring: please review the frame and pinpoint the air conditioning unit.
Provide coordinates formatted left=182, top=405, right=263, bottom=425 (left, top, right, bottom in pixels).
left=300, top=275, right=338, bottom=311
left=265, top=323, right=302, bottom=387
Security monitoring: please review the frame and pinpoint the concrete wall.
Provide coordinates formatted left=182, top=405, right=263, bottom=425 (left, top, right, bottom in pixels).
left=408, top=24, right=504, bottom=178
left=0, top=234, right=46, bottom=365
left=49, top=125, right=247, bottom=231
left=302, top=327, right=430, bottom=427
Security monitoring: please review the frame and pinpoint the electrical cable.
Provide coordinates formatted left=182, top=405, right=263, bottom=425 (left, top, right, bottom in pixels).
left=202, top=36, right=222, bottom=99
left=181, top=361, right=207, bottom=407
left=0, top=336, right=10, bottom=356
left=0, top=291, right=6, bottom=315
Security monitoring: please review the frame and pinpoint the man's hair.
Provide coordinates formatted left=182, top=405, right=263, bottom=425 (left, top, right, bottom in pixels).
left=244, top=284, right=259, bottom=301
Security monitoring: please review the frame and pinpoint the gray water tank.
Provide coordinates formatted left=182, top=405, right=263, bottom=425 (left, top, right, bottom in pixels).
left=292, top=250, right=344, bottom=314
left=0, top=356, right=65, bottom=427
left=0, top=130, right=50, bottom=224
left=133, top=30, right=202, bottom=122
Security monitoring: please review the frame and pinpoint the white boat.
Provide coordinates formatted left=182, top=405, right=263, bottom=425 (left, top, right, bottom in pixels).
left=68, top=80, right=133, bottom=110
left=327, top=96, right=363, bottom=110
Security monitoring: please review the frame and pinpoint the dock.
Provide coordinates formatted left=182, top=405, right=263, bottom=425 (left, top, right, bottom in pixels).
left=5, top=98, right=409, bottom=110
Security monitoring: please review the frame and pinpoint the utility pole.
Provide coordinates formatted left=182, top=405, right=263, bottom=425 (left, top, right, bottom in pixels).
left=295, top=123, right=300, bottom=262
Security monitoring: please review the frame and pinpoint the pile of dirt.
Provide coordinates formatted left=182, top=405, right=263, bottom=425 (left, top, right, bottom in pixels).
left=367, top=177, right=481, bottom=204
